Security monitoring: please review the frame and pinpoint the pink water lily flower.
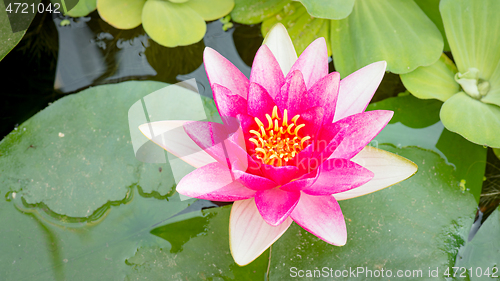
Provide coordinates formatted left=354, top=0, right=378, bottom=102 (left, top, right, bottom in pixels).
left=139, top=24, right=417, bottom=265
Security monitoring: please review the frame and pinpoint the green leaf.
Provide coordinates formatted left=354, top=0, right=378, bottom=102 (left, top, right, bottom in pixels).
left=261, top=2, right=331, bottom=56
left=368, top=95, right=487, bottom=202
left=0, top=81, right=195, bottom=217
left=440, top=0, right=500, bottom=108
left=455, top=209, right=500, bottom=280
left=142, top=0, right=206, bottom=47
left=330, top=0, right=443, bottom=78
left=66, top=0, right=96, bottom=17
left=185, top=0, right=234, bottom=21
left=440, top=92, right=500, bottom=148
left=296, top=0, right=354, bottom=20
left=126, top=206, right=269, bottom=280
left=0, top=0, right=37, bottom=61
left=494, top=148, right=500, bottom=161
left=414, top=0, right=450, bottom=52
left=231, top=0, right=291, bottom=25
left=401, top=53, right=460, bottom=102
left=0, top=186, right=193, bottom=280
left=97, top=0, right=146, bottom=29
left=270, top=145, right=477, bottom=279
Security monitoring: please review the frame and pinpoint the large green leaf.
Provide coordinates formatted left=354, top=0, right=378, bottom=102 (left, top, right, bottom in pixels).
left=97, top=0, right=146, bottom=30
left=126, top=206, right=269, bottom=280
left=368, top=94, right=487, bottom=202
left=66, top=0, right=96, bottom=17
left=330, top=0, right=443, bottom=78
left=261, top=2, right=331, bottom=56
left=440, top=92, right=500, bottom=148
left=0, top=81, right=194, bottom=218
left=269, top=145, right=477, bottom=279
left=401, top=54, right=460, bottom=102
left=414, top=0, right=450, bottom=52
left=455, top=209, right=500, bottom=280
left=185, top=0, right=234, bottom=21
left=231, top=0, right=291, bottom=25
left=142, top=0, right=206, bottom=47
left=296, top=0, right=354, bottom=20
left=440, top=0, right=500, bottom=108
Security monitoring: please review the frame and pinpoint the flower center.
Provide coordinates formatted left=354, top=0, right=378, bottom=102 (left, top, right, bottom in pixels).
left=249, top=106, right=310, bottom=167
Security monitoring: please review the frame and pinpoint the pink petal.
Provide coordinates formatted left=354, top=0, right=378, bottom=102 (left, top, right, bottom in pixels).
left=330, top=110, right=394, bottom=160
left=302, top=158, right=374, bottom=195
left=307, top=72, right=341, bottom=125
left=334, top=61, right=387, bottom=122
left=250, top=45, right=285, bottom=98
left=255, top=188, right=300, bottom=226
left=204, top=47, right=249, bottom=100
left=261, top=164, right=301, bottom=185
left=334, top=146, right=418, bottom=200
left=291, top=193, right=347, bottom=246
left=213, top=84, right=248, bottom=121
left=230, top=198, right=292, bottom=266
left=176, top=162, right=256, bottom=201
left=232, top=169, right=277, bottom=191
left=138, top=121, right=216, bottom=168
left=262, top=23, right=298, bottom=76
left=287, top=38, right=328, bottom=89
left=247, top=82, right=278, bottom=122
left=275, top=70, right=307, bottom=117
left=298, top=106, right=324, bottom=138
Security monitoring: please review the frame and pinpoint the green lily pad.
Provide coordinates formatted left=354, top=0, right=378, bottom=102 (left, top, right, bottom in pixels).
left=97, top=0, right=146, bottom=30
left=330, top=0, right=443, bottom=77
left=455, top=209, right=500, bottom=280
left=440, top=92, right=500, bottom=148
left=126, top=206, right=269, bottom=280
left=0, top=186, right=193, bottom=280
left=0, top=81, right=195, bottom=218
left=66, top=0, right=96, bottom=17
left=401, top=54, right=460, bottom=102
left=440, top=0, right=500, bottom=108
left=261, top=2, right=331, bottom=56
left=231, top=0, right=291, bottom=25
left=269, top=145, right=477, bottom=279
left=414, top=0, right=450, bottom=52
left=185, top=0, right=234, bottom=21
left=296, top=0, right=354, bottom=20
left=142, top=0, right=206, bottom=47
left=0, top=0, right=37, bottom=61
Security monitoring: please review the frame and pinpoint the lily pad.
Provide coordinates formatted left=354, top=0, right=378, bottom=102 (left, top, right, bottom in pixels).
left=126, top=206, right=269, bottom=280
left=440, top=0, right=500, bottom=108
left=269, top=145, right=477, bottom=279
left=261, top=2, right=331, bottom=56
left=401, top=54, right=460, bottom=102
left=440, top=92, right=500, bottom=148
left=142, top=0, right=206, bottom=47
left=330, top=0, right=443, bottom=77
left=184, top=0, right=234, bottom=21
left=231, top=0, right=291, bottom=24
left=414, top=0, right=450, bottom=52
left=296, top=0, right=354, bottom=20
left=97, top=0, right=146, bottom=30
left=66, top=0, right=96, bottom=17
left=0, top=81, right=195, bottom=218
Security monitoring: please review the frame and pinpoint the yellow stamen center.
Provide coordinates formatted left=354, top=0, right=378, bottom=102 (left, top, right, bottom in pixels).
left=249, top=106, right=311, bottom=167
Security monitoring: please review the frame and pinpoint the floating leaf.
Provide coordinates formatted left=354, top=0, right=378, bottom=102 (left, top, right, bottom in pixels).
left=261, top=2, right=331, bottom=55
left=297, top=0, right=354, bottom=20
left=66, top=0, right=96, bottom=17
left=414, top=0, right=450, bottom=52
left=142, top=0, right=206, bottom=47
left=270, top=145, right=477, bottom=279
left=330, top=0, right=443, bottom=77
left=231, top=0, right=291, bottom=25
left=97, top=0, right=146, bottom=29
left=401, top=54, right=459, bottom=102
left=185, top=0, right=234, bottom=21
left=0, top=81, right=199, bottom=217
left=440, top=0, right=500, bottom=108
left=440, top=92, right=500, bottom=148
